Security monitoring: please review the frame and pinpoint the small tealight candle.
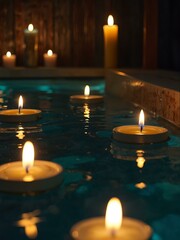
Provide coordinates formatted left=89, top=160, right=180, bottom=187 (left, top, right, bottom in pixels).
left=0, top=141, right=63, bottom=193
left=43, top=49, right=57, bottom=67
left=103, top=15, right=118, bottom=68
left=2, top=51, right=16, bottom=68
left=0, top=95, right=41, bottom=123
left=70, top=85, right=103, bottom=104
left=113, top=109, right=168, bottom=143
left=71, top=197, right=152, bottom=240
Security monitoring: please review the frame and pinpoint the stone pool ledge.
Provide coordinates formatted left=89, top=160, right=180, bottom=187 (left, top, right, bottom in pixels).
left=106, top=69, right=180, bottom=127
left=0, top=67, right=105, bottom=78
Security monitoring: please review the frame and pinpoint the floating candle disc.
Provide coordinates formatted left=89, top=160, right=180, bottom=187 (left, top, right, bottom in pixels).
left=70, top=95, right=103, bottom=104
left=0, top=160, right=63, bottom=193
left=70, top=85, right=103, bottom=104
left=71, top=217, right=152, bottom=240
left=113, top=125, right=169, bottom=144
left=0, top=109, right=42, bottom=123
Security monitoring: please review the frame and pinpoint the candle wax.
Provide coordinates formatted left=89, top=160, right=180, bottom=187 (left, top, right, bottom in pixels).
left=71, top=217, right=152, bottom=240
left=70, top=95, right=103, bottom=104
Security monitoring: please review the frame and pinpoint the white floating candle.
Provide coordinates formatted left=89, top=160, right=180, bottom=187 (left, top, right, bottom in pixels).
left=0, top=95, right=41, bottom=122
left=0, top=141, right=63, bottom=193
left=43, top=49, right=57, bottom=67
left=2, top=51, right=16, bottom=68
left=113, top=109, right=168, bottom=143
left=70, top=85, right=103, bottom=103
left=71, top=197, right=152, bottom=240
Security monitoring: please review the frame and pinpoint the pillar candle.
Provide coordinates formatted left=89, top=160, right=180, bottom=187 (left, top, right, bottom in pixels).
left=103, top=15, right=118, bottom=68
left=43, top=50, right=57, bottom=67
left=24, top=24, right=38, bottom=67
left=2, top=51, right=16, bottom=68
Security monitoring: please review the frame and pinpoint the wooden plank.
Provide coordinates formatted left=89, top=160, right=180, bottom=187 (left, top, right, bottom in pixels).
left=143, top=0, right=158, bottom=68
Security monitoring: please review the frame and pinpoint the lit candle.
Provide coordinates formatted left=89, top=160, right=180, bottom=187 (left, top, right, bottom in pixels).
left=71, top=197, right=152, bottom=240
left=0, top=141, right=63, bottom=193
left=103, top=15, right=118, bottom=68
left=2, top=51, right=16, bottom=68
left=24, top=24, right=38, bottom=67
left=113, top=109, right=168, bottom=143
left=70, top=85, right=103, bottom=104
left=43, top=49, right=57, bottom=67
left=0, top=95, right=41, bottom=123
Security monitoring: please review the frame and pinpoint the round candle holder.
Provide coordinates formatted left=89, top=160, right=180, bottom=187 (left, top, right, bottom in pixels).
left=0, top=160, right=63, bottom=193
left=71, top=217, right=152, bottom=240
left=70, top=95, right=103, bottom=104
left=113, top=125, right=168, bottom=144
left=0, top=109, right=42, bottom=123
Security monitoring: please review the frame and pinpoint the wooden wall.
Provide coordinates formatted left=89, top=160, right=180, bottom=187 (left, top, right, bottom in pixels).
left=0, top=0, right=143, bottom=67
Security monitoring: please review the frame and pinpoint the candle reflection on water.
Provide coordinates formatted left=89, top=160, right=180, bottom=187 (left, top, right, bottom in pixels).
left=16, top=210, right=42, bottom=239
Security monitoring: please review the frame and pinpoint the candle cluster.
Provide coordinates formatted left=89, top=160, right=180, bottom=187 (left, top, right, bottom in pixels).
left=2, top=24, right=57, bottom=68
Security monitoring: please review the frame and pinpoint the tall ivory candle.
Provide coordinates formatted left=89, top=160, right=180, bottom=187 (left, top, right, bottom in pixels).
left=103, top=15, right=118, bottom=68
left=24, top=24, right=38, bottom=67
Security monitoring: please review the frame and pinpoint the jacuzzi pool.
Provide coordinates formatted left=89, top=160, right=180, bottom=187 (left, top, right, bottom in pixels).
left=0, top=78, right=179, bottom=240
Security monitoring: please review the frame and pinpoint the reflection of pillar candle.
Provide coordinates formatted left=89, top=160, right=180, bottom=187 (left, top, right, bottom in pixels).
left=2, top=51, right=16, bottom=68
left=43, top=50, right=57, bottom=67
left=103, top=15, right=118, bottom=68
left=24, top=24, right=38, bottom=67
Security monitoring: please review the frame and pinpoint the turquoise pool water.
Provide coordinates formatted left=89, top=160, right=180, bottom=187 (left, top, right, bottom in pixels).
left=0, top=78, right=179, bottom=240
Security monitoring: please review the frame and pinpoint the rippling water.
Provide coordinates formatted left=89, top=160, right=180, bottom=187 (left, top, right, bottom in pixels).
left=0, top=78, right=179, bottom=240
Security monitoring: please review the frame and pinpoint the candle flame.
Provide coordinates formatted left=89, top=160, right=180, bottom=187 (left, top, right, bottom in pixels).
left=22, top=141, right=35, bottom=173
left=28, top=24, right=34, bottom=31
left=84, top=85, right=90, bottom=96
left=105, top=197, right=122, bottom=236
left=18, top=95, right=23, bottom=110
left=139, top=109, right=144, bottom=131
left=108, top=15, right=114, bottom=26
left=47, top=49, right=53, bottom=56
left=6, top=51, right=11, bottom=57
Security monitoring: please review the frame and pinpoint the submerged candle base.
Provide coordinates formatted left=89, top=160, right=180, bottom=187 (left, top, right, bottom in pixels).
left=0, top=160, right=63, bottom=193
left=70, top=95, right=103, bottom=104
left=71, top=217, right=152, bottom=240
left=0, top=109, right=41, bottom=122
left=113, top=125, right=168, bottom=144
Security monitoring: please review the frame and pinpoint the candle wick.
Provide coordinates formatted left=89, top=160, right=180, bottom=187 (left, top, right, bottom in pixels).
left=25, top=165, right=29, bottom=174
left=110, top=229, right=116, bottom=238
left=140, top=125, right=143, bottom=132
left=18, top=107, right=21, bottom=114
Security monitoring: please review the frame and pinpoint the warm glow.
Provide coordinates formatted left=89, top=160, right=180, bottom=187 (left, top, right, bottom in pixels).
left=18, top=95, right=23, bottom=110
left=47, top=49, right=53, bottom=56
left=28, top=24, right=34, bottom=31
left=25, top=225, right=38, bottom=239
left=139, top=109, right=145, bottom=130
left=84, top=103, right=90, bottom=118
left=22, top=141, right=35, bottom=172
left=105, top=197, right=122, bottom=236
left=6, top=51, right=11, bottom=57
left=84, top=85, right=90, bottom=96
left=136, top=156, right=146, bottom=169
left=108, top=15, right=114, bottom=26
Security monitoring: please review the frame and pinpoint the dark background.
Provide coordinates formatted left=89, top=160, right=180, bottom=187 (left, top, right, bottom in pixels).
left=0, top=0, right=179, bottom=70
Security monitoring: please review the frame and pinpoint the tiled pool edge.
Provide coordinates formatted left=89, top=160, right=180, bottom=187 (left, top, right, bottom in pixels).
left=106, top=69, right=180, bottom=128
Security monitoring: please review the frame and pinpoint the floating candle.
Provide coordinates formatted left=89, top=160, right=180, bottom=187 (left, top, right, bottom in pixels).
left=71, top=197, right=152, bottom=240
left=0, top=95, right=41, bottom=123
left=43, top=49, right=57, bottom=67
left=0, top=141, right=63, bottom=193
left=2, top=51, right=16, bottom=68
left=70, top=85, right=103, bottom=103
left=103, top=15, right=118, bottom=68
left=24, top=24, right=38, bottom=67
left=113, top=109, right=168, bottom=143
